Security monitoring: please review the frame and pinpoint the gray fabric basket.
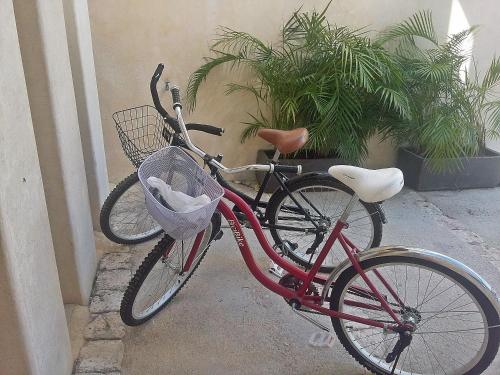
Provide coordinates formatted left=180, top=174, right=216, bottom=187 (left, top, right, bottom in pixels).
left=138, top=146, right=223, bottom=240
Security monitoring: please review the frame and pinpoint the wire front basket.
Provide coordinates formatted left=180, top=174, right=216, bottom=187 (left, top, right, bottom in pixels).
left=113, top=105, right=174, bottom=167
left=138, top=146, right=224, bottom=240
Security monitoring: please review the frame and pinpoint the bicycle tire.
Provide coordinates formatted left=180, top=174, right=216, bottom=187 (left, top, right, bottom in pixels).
left=120, top=213, right=220, bottom=326
left=100, top=171, right=163, bottom=244
left=266, top=174, right=382, bottom=272
left=330, top=255, right=499, bottom=375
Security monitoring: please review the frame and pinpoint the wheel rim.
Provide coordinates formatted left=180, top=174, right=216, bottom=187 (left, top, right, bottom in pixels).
left=274, top=185, right=375, bottom=268
left=109, top=180, right=162, bottom=241
left=337, top=262, right=489, bottom=374
left=131, top=224, right=213, bottom=319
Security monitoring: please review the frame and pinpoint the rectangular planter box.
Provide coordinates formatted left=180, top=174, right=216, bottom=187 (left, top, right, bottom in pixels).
left=397, top=147, right=500, bottom=191
left=256, top=149, right=345, bottom=193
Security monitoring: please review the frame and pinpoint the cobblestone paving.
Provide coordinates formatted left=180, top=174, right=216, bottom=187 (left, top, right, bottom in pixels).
left=74, top=252, right=132, bottom=374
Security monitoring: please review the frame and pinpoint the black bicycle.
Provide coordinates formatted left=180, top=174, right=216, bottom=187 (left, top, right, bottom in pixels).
left=100, top=64, right=386, bottom=272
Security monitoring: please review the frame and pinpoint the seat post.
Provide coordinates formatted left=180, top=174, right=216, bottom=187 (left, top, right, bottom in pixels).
left=339, top=194, right=359, bottom=223
left=272, top=149, right=281, bottom=162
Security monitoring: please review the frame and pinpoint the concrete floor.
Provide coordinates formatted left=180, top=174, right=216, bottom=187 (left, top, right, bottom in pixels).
left=122, top=187, right=500, bottom=375
left=421, top=189, right=500, bottom=251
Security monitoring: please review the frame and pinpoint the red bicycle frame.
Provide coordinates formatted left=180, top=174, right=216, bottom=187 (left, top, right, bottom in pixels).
left=186, top=188, right=405, bottom=331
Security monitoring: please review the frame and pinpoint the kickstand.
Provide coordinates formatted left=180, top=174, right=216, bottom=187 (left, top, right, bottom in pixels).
left=386, top=331, right=412, bottom=375
left=390, top=352, right=401, bottom=375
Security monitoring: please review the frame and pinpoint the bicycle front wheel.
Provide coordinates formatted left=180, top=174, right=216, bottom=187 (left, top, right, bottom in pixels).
left=330, top=255, right=499, bottom=375
left=120, top=215, right=218, bottom=326
left=100, top=171, right=162, bottom=244
left=267, top=174, right=382, bottom=272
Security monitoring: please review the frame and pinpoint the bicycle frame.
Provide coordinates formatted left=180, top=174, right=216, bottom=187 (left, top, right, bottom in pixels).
left=215, top=167, right=327, bottom=235
left=163, top=82, right=405, bottom=332
left=182, top=187, right=405, bottom=332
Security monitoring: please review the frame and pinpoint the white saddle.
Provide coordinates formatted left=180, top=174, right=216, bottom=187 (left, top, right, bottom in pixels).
left=328, top=165, right=404, bottom=203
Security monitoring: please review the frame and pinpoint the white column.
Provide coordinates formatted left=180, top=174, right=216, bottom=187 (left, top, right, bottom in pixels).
left=0, top=1, right=72, bottom=374
left=13, top=0, right=97, bottom=304
left=63, top=0, right=110, bottom=228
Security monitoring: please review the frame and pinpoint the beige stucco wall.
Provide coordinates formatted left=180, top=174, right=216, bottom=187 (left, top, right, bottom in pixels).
left=14, top=0, right=97, bottom=304
left=0, top=1, right=72, bottom=373
left=63, top=0, right=110, bottom=227
left=89, top=0, right=500, bottom=183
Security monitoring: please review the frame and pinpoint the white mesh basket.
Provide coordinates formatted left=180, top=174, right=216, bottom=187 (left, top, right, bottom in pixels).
left=138, top=146, right=224, bottom=240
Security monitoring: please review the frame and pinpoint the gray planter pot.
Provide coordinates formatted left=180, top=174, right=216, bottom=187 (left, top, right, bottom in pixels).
left=397, top=147, right=500, bottom=191
left=256, top=149, right=345, bottom=193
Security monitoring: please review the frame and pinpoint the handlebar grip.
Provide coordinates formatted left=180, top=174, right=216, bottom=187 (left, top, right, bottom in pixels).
left=170, top=86, right=182, bottom=109
left=185, top=123, right=224, bottom=136
left=153, top=63, right=164, bottom=80
left=274, top=165, right=302, bottom=174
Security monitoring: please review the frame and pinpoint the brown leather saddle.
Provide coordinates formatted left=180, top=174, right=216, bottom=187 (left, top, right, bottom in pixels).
left=257, top=128, right=309, bottom=154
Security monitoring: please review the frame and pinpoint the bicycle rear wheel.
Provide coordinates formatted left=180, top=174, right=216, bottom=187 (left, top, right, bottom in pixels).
left=330, top=255, right=499, bottom=375
left=267, top=174, right=382, bottom=272
left=100, top=171, right=162, bottom=244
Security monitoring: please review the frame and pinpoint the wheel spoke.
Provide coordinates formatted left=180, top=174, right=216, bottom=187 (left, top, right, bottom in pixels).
left=331, top=258, right=493, bottom=375
left=124, top=224, right=213, bottom=323
left=106, top=174, right=162, bottom=242
left=271, top=182, right=378, bottom=270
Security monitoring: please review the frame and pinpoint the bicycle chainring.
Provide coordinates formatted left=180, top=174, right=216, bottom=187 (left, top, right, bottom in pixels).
left=278, top=273, right=319, bottom=303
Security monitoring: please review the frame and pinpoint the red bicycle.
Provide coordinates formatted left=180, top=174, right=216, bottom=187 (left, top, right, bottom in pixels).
left=121, top=71, right=499, bottom=374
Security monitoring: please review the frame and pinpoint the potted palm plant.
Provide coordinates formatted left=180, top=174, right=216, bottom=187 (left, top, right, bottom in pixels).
left=186, top=4, right=407, bottom=191
left=378, top=11, right=500, bottom=190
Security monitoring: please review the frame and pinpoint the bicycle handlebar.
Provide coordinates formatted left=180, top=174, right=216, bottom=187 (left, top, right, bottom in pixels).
left=151, top=64, right=224, bottom=137
left=186, top=123, right=224, bottom=136
left=274, top=165, right=301, bottom=174
left=150, top=64, right=181, bottom=132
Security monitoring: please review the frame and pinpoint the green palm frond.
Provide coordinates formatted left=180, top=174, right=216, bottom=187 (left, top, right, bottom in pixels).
left=280, top=97, right=299, bottom=124
left=283, top=1, right=331, bottom=47
left=375, top=87, right=410, bottom=118
left=442, top=27, right=476, bottom=56
left=413, top=59, right=454, bottom=82
left=418, top=111, right=465, bottom=170
left=213, top=27, right=272, bottom=59
left=378, top=10, right=438, bottom=46
left=240, top=112, right=268, bottom=142
left=485, top=100, right=500, bottom=127
left=481, top=56, right=500, bottom=93
left=224, top=83, right=267, bottom=102
left=186, top=53, right=244, bottom=111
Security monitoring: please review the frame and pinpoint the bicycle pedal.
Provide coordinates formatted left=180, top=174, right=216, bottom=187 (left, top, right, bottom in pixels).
left=268, top=261, right=285, bottom=277
left=309, top=331, right=335, bottom=348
